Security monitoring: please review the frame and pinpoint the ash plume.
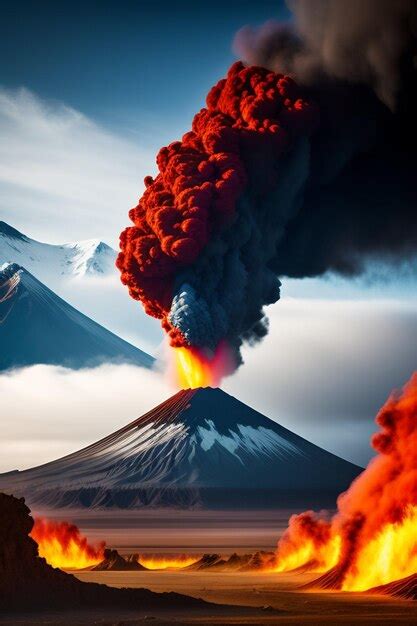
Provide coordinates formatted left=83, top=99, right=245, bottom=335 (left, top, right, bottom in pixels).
left=118, top=1, right=417, bottom=370
left=235, top=0, right=417, bottom=279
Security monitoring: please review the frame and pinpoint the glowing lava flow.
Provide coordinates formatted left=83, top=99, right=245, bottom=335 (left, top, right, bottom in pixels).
left=31, top=518, right=105, bottom=570
left=138, top=554, right=200, bottom=570
left=267, top=373, right=417, bottom=591
left=172, top=342, right=234, bottom=389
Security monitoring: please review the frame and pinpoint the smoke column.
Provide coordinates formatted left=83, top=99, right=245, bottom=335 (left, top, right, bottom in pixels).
left=117, top=62, right=317, bottom=366
left=118, top=0, right=417, bottom=370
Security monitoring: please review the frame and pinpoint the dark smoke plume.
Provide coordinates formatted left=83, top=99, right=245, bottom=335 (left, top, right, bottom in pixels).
left=235, top=0, right=417, bottom=278
left=118, top=1, right=417, bottom=369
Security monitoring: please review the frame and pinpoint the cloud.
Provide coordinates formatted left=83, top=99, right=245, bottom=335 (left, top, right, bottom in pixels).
left=0, top=364, right=173, bottom=472
left=1, top=296, right=416, bottom=473
left=0, top=87, right=154, bottom=245
left=224, top=297, right=417, bottom=466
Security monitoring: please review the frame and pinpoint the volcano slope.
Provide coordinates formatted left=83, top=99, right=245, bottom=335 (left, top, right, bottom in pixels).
left=0, top=388, right=361, bottom=510
left=0, top=263, right=154, bottom=370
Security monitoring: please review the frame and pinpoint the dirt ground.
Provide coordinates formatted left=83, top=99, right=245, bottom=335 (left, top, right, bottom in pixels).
left=2, top=568, right=414, bottom=625
left=73, top=569, right=417, bottom=624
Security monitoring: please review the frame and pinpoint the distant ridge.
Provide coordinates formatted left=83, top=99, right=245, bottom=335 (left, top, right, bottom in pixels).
left=0, top=220, right=116, bottom=279
left=0, top=263, right=154, bottom=371
left=0, top=387, right=362, bottom=510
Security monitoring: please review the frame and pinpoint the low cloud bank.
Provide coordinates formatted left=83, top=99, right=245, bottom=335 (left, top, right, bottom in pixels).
left=0, top=363, right=172, bottom=472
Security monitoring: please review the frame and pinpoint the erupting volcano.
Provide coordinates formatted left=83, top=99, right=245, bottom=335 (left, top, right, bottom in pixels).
left=0, top=388, right=360, bottom=510
left=266, top=373, right=417, bottom=592
left=31, top=518, right=105, bottom=570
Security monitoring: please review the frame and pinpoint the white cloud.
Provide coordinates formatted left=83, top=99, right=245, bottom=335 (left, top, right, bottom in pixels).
left=0, top=364, right=173, bottom=473
left=0, top=87, right=155, bottom=245
left=224, top=297, right=417, bottom=465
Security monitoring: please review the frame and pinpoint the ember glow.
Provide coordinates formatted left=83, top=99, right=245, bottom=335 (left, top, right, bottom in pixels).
left=31, top=518, right=105, bottom=570
left=268, top=512, right=341, bottom=574
left=138, top=554, right=200, bottom=570
left=342, top=505, right=417, bottom=591
left=172, top=342, right=235, bottom=389
left=268, top=373, right=417, bottom=591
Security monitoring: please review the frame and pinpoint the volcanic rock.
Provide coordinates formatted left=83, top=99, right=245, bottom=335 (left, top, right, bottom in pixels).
left=369, top=574, right=417, bottom=600
left=299, top=565, right=344, bottom=590
left=91, top=548, right=148, bottom=571
left=0, top=387, right=362, bottom=510
left=240, top=551, right=276, bottom=572
left=0, top=492, right=211, bottom=612
left=183, top=553, right=226, bottom=570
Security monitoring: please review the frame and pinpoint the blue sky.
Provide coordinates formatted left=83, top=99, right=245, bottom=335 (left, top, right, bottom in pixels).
left=1, top=1, right=289, bottom=146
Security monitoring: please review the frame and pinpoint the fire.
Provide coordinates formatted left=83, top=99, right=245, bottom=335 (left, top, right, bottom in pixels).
left=342, top=505, right=417, bottom=591
left=31, top=518, right=105, bottom=570
left=267, top=373, right=417, bottom=591
left=172, top=342, right=234, bottom=389
left=138, top=554, right=200, bottom=570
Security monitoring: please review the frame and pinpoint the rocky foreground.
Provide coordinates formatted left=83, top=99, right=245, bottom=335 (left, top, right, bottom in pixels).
left=0, top=492, right=213, bottom=612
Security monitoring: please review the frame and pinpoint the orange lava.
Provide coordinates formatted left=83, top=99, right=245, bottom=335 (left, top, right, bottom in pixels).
left=267, top=373, right=417, bottom=591
left=172, top=342, right=234, bottom=389
left=342, top=505, right=417, bottom=591
left=138, top=554, right=200, bottom=570
left=31, top=518, right=105, bottom=570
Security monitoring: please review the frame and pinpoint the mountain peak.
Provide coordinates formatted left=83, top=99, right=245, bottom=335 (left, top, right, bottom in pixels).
left=0, top=386, right=361, bottom=510
left=0, top=262, right=154, bottom=371
left=0, top=221, right=117, bottom=280
left=0, top=221, right=29, bottom=241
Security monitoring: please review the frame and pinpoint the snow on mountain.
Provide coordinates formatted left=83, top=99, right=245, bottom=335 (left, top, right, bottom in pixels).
left=0, top=387, right=362, bottom=510
left=0, top=221, right=162, bottom=352
left=0, top=221, right=116, bottom=281
left=0, top=263, right=154, bottom=371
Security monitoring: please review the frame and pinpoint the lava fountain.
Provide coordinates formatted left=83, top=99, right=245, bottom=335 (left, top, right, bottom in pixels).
left=31, top=518, right=105, bottom=570
left=172, top=341, right=235, bottom=389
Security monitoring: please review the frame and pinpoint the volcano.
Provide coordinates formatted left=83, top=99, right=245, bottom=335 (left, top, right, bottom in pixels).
left=0, top=263, right=154, bottom=371
left=0, top=388, right=361, bottom=510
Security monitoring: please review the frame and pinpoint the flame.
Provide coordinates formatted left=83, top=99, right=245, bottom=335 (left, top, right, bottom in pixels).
left=138, top=554, right=200, bottom=570
left=31, top=517, right=105, bottom=570
left=266, top=373, right=417, bottom=591
left=172, top=342, right=234, bottom=389
left=272, top=534, right=341, bottom=574
left=342, top=505, right=417, bottom=591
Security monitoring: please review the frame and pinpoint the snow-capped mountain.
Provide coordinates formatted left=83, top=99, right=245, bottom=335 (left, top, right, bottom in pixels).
left=0, top=221, right=162, bottom=352
left=0, top=387, right=362, bottom=510
left=0, top=221, right=116, bottom=282
left=0, top=263, right=154, bottom=371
